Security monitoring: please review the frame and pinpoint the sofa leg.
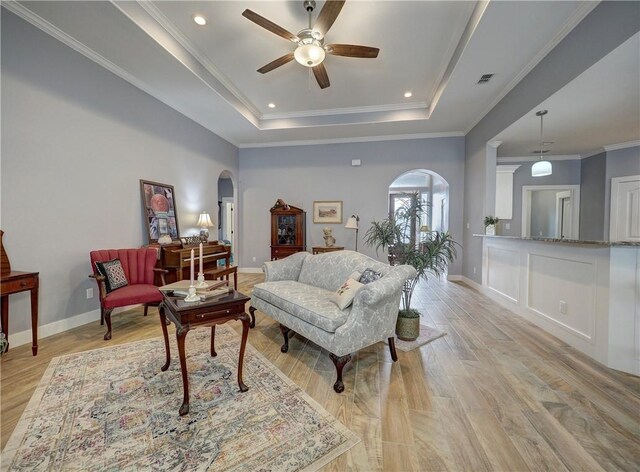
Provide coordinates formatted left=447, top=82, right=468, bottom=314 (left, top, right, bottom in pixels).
left=279, top=324, right=294, bottom=353
left=103, top=309, right=113, bottom=341
left=329, top=353, right=352, bottom=393
left=100, top=307, right=105, bottom=326
left=249, top=306, right=256, bottom=328
left=388, top=337, right=398, bottom=362
left=144, top=304, right=148, bottom=317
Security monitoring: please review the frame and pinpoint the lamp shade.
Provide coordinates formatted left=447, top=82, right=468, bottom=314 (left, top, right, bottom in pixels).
left=294, top=43, right=326, bottom=67
left=345, top=215, right=359, bottom=229
left=197, top=212, right=214, bottom=228
left=531, top=160, right=552, bottom=177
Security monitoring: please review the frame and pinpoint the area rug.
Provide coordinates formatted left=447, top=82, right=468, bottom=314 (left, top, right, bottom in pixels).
left=2, top=325, right=359, bottom=471
left=387, top=324, right=447, bottom=352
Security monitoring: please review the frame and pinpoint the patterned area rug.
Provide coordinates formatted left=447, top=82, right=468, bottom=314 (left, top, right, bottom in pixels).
left=2, top=325, right=359, bottom=471
left=387, top=324, right=447, bottom=352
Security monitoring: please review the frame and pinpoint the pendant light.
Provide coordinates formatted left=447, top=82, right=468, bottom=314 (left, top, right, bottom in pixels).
left=531, top=110, right=552, bottom=177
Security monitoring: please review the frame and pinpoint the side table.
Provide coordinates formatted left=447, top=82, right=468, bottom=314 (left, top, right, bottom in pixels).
left=158, top=289, right=251, bottom=415
left=1, top=271, right=39, bottom=355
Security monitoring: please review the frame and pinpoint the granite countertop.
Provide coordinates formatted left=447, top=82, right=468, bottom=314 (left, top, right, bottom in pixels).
left=472, top=234, right=640, bottom=247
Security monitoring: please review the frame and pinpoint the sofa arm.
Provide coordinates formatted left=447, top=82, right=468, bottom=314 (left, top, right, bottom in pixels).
left=263, top=251, right=310, bottom=282
left=357, top=264, right=417, bottom=306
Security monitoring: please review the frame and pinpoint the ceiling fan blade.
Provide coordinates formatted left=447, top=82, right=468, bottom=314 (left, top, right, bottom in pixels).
left=326, top=44, right=379, bottom=58
left=312, top=63, right=330, bottom=89
left=257, top=53, right=295, bottom=74
left=242, top=9, right=298, bottom=42
left=313, top=0, right=346, bottom=37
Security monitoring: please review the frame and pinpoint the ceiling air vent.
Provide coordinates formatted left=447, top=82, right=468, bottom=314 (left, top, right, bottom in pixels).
left=531, top=149, right=550, bottom=154
left=477, top=73, right=494, bottom=84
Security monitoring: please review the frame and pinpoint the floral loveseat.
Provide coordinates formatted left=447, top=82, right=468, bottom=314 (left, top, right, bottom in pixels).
left=249, top=250, right=416, bottom=392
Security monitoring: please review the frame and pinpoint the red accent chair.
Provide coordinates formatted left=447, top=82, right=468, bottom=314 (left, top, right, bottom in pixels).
left=89, top=248, right=166, bottom=340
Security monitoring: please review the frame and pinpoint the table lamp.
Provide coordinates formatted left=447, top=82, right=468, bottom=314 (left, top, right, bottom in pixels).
left=197, top=212, right=214, bottom=242
left=345, top=215, right=360, bottom=252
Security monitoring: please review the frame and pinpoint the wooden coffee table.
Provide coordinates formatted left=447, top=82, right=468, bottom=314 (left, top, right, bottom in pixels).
left=158, top=289, right=251, bottom=415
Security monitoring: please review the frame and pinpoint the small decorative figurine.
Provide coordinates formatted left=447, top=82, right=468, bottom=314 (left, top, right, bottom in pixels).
left=272, top=198, right=291, bottom=210
left=323, top=227, right=336, bottom=247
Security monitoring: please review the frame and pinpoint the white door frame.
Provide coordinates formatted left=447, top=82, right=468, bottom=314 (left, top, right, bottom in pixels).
left=522, top=185, right=580, bottom=238
left=610, top=175, right=640, bottom=242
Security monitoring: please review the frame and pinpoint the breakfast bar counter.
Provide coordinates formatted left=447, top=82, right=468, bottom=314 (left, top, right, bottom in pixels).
left=472, top=234, right=639, bottom=375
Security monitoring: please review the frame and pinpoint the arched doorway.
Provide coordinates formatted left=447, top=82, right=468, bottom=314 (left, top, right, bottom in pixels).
left=389, top=169, right=450, bottom=234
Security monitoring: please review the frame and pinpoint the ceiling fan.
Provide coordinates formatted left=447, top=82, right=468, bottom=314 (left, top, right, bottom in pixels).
left=242, top=0, right=379, bottom=89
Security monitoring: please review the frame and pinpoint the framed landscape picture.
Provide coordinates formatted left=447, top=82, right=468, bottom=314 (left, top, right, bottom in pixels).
left=140, top=180, right=180, bottom=242
left=313, top=201, right=343, bottom=224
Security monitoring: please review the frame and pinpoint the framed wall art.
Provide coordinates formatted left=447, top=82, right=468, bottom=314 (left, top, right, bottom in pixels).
left=313, top=201, right=343, bottom=224
left=140, top=180, right=180, bottom=242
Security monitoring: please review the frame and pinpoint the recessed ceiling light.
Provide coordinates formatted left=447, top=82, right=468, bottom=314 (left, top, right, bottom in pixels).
left=404, top=91, right=412, bottom=98
left=542, top=141, right=554, bottom=146
left=193, top=14, right=207, bottom=26
left=268, top=103, right=276, bottom=108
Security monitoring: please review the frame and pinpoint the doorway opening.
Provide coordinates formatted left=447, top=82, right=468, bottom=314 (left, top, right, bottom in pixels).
left=388, top=169, right=450, bottom=240
left=217, top=171, right=235, bottom=263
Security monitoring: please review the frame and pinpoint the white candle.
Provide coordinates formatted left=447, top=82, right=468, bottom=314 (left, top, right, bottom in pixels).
left=190, top=249, right=195, bottom=285
left=199, top=242, right=203, bottom=274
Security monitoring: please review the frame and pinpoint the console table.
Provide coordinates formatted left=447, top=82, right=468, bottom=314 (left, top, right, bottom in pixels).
left=0, top=230, right=39, bottom=355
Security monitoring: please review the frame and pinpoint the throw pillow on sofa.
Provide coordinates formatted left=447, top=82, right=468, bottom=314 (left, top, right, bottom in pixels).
left=359, top=268, right=383, bottom=284
left=95, top=259, right=129, bottom=293
left=330, top=277, right=364, bottom=310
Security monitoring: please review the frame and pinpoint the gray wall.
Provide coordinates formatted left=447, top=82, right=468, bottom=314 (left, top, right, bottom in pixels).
left=500, top=160, right=581, bottom=237
left=238, top=137, right=465, bottom=275
left=580, top=152, right=607, bottom=240
left=530, top=190, right=559, bottom=237
left=463, top=1, right=640, bottom=283
left=1, top=11, right=238, bottom=333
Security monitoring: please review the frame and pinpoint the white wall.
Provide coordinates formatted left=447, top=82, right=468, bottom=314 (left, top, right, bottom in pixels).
left=238, top=137, right=465, bottom=274
left=1, top=11, right=238, bottom=336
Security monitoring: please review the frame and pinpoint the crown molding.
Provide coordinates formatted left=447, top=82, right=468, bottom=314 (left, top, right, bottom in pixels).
left=263, top=101, right=428, bottom=120
left=496, top=165, right=521, bottom=173
left=497, top=154, right=581, bottom=163
left=463, top=1, right=599, bottom=135
left=135, top=1, right=261, bottom=119
left=238, top=132, right=464, bottom=149
left=603, top=140, right=640, bottom=152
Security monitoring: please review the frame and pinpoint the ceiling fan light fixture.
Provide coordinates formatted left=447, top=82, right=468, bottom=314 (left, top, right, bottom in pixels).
left=294, top=42, right=326, bottom=67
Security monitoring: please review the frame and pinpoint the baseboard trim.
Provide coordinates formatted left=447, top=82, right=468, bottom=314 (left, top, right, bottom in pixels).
left=239, top=267, right=263, bottom=274
left=7, top=305, right=142, bottom=348
left=9, top=309, right=100, bottom=348
left=459, top=275, right=483, bottom=292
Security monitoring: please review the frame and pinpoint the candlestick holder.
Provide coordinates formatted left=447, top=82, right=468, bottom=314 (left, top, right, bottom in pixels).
left=196, top=273, right=208, bottom=289
left=184, top=285, right=200, bottom=302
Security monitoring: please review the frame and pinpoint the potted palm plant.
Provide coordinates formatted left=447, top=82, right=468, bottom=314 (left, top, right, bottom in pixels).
left=364, top=192, right=459, bottom=341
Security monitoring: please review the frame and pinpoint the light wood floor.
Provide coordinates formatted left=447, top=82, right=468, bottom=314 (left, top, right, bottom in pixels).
left=2, top=274, right=639, bottom=471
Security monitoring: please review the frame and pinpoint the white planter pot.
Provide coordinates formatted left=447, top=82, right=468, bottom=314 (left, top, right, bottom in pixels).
left=485, top=224, right=496, bottom=236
